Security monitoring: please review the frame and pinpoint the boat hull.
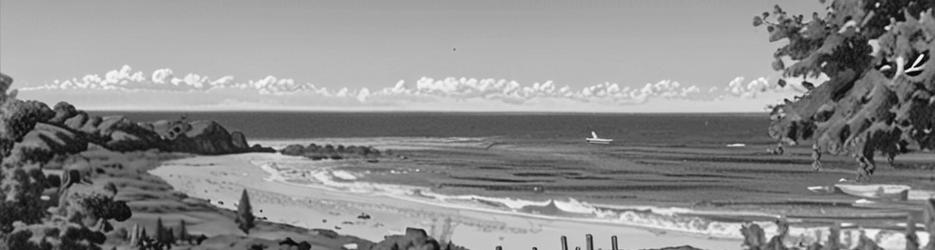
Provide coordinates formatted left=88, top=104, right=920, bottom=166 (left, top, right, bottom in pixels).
left=586, top=138, right=613, bottom=144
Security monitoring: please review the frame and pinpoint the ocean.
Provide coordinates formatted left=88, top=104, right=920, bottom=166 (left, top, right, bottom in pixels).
left=107, top=111, right=927, bottom=248
left=88, top=111, right=775, bottom=147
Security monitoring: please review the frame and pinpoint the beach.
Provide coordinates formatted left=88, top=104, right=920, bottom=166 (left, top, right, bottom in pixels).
left=151, top=152, right=740, bottom=250
left=149, top=135, right=935, bottom=249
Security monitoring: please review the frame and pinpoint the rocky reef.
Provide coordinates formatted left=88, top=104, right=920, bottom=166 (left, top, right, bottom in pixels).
left=280, top=143, right=383, bottom=161
left=759, top=0, right=935, bottom=180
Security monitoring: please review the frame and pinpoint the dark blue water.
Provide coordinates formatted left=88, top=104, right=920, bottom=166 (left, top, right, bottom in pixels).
left=87, top=112, right=774, bottom=146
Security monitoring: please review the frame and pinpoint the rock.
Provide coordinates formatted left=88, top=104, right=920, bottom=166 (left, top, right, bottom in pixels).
left=96, top=116, right=132, bottom=135
left=280, top=143, right=380, bottom=159
left=48, top=102, right=79, bottom=124
left=79, top=116, right=102, bottom=135
left=370, top=227, right=460, bottom=250
left=0, top=73, right=11, bottom=97
left=63, top=112, right=89, bottom=131
left=0, top=74, right=270, bottom=158
left=405, top=227, right=428, bottom=241
left=9, top=123, right=88, bottom=164
left=167, top=120, right=238, bottom=154
left=0, top=99, right=54, bottom=154
left=281, top=144, right=305, bottom=156
left=312, top=229, right=339, bottom=239
left=250, top=144, right=275, bottom=153
left=230, top=131, right=248, bottom=149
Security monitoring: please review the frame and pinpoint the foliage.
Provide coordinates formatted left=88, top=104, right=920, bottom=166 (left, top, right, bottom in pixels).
left=236, top=189, right=255, bottom=234
left=759, top=0, right=935, bottom=180
left=0, top=74, right=132, bottom=249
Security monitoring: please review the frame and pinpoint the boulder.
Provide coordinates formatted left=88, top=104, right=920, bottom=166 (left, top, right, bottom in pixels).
left=281, top=144, right=305, bottom=156
left=63, top=112, right=89, bottom=131
left=230, top=131, right=248, bottom=149
left=10, top=122, right=88, bottom=164
left=48, top=102, right=79, bottom=124
left=370, top=228, right=460, bottom=250
left=168, top=120, right=238, bottom=154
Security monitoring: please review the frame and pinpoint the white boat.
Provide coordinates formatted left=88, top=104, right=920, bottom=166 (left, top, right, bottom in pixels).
left=834, top=184, right=910, bottom=200
left=586, top=131, right=613, bottom=144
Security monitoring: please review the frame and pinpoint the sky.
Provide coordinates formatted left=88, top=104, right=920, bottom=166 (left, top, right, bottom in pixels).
left=0, top=0, right=826, bottom=112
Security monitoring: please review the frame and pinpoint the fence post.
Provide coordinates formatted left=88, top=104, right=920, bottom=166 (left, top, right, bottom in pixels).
left=907, top=212, right=920, bottom=250
left=925, top=199, right=935, bottom=250
left=561, top=236, right=568, bottom=250
left=585, top=234, right=593, bottom=250
left=611, top=235, right=618, bottom=250
left=827, top=223, right=841, bottom=249
left=496, top=246, right=502, bottom=250
left=532, top=247, right=538, bottom=250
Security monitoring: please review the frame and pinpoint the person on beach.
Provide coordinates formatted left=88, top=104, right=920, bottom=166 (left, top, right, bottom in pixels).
left=775, top=142, right=784, bottom=155
left=811, top=144, right=822, bottom=171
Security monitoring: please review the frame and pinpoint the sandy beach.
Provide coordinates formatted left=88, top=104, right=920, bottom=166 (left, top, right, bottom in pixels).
left=149, top=136, right=935, bottom=249
left=151, top=152, right=743, bottom=250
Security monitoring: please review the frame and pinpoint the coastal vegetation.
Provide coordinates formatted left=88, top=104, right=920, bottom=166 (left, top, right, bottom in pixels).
left=0, top=73, right=461, bottom=249
left=760, top=0, right=935, bottom=180
left=236, top=189, right=256, bottom=235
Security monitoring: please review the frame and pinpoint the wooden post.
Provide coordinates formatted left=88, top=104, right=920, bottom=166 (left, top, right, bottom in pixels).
left=496, top=246, right=502, bottom=250
left=611, top=235, right=618, bottom=250
left=907, top=212, right=920, bottom=250
left=561, top=236, right=568, bottom=250
left=924, top=199, right=935, bottom=250
left=827, top=223, right=841, bottom=249
left=532, top=247, right=538, bottom=250
left=585, top=234, right=593, bottom=250
left=575, top=247, right=581, bottom=250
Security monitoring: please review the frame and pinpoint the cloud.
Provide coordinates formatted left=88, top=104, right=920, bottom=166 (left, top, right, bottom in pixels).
left=19, top=65, right=804, bottom=112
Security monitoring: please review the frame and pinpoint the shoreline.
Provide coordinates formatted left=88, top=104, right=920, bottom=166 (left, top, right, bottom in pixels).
left=151, top=152, right=744, bottom=250
left=146, top=134, right=935, bottom=249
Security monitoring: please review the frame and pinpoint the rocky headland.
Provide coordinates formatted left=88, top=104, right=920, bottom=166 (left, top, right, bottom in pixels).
left=0, top=72, right=464, bottom=250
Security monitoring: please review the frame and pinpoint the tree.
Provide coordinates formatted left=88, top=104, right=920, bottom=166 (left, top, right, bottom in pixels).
left=235, top=189, right=255, bottom=234
left=177, top=219, right=189, bottom=244
left=155, top=217, right=167, bottom=247
left=758, top=0, right=935, bottom=181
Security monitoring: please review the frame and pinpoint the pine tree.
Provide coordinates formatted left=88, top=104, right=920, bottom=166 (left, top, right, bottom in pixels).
left=235, top=189, right=255, bottom=234
left=177, top=219, right=189, bottom=244
left=155, top=217, right=167, bottom=246
left=167, top=228, right=175, bottom=246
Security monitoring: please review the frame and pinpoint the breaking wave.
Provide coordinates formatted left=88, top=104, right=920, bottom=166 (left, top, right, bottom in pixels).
left=254, top=155, right=925, bottom=249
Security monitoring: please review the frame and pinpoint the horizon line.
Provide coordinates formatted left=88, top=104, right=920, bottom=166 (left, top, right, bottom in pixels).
left=83, top=109, right=769, bottom=115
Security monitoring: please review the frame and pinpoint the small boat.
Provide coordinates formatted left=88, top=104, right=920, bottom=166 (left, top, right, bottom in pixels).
left=834, top=184, right=910, bottom=201
left=586, top=131, right=613, bottom=144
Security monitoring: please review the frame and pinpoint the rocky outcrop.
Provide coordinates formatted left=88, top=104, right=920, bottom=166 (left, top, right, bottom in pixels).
left=371, top=228, right=466, bottom=250
left=38, top=101, right=273, bottom=155
left=9, top=123, right=88, bottom=164
left=280, top=143, right=381, bottom=160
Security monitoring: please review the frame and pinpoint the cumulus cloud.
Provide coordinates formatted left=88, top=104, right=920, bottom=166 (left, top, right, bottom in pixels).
left=20, top=65, right=803, bottom=112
